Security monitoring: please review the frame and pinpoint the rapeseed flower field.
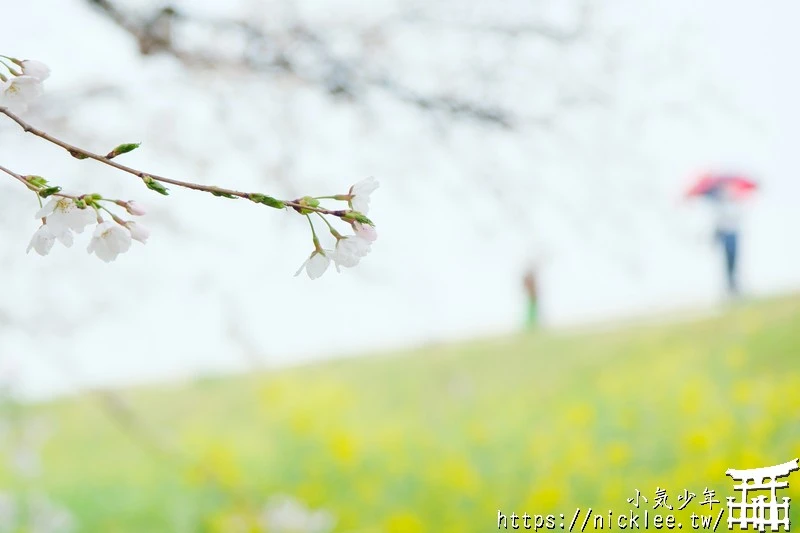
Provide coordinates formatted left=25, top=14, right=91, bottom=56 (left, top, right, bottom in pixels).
left=4, top=295, right=799, bottom=531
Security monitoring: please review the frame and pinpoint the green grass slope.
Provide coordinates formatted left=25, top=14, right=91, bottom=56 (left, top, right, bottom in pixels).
left=7, top=295, right=800, bottom=532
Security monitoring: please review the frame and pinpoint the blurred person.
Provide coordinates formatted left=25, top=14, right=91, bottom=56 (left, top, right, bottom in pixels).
left=713, top=187, right=743, bottom=297
left=685, top=173, right=758, bottom=299
left=523, top=267, right=539, bottom=329
left=522, top=250, right=551, bottom=329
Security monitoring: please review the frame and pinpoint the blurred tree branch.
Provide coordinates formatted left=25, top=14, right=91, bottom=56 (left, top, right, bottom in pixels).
left=72, top=0, right=755, bottom=278
left=394, top=1, right=591, bottom=41
left=82, top=0, right=602, bottom=130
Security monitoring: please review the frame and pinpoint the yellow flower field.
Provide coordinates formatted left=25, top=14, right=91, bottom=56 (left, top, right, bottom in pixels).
left=4, top=294, right=800, bottom=531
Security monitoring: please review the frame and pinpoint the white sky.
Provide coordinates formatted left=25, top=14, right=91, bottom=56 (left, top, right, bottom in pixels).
left=1, top=0, right=798, bottom=399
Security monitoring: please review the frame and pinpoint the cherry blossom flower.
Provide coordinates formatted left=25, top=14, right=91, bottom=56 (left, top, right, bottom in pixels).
left=0, top=75, right=43, bottom=113
left=331, top=235, right=371, bottom=270
left=294, top=250, right=332, bottom=279
left=20, top=60, right=50, bottom=81
left=124, top=200, right=146, bottom=216
left=35, top=198, right=94, bottom=235
left=26, top=224, right=73, bottom=256
left=348, top=177, right=379, bottom=214
left=125, top=221, right=150, bottom=244
left=86, top=221, right=132, bottom=263
left=352, top=221, right=377, bottom=243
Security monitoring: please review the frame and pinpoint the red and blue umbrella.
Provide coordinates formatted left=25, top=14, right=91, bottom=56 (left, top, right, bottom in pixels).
left=685, top=174, right=758, bottom=200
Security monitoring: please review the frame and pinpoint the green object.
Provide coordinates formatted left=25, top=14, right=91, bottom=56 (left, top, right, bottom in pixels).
left=248, top=193, right=285, bottom=209
left=106, top=142, right=141, bottom=159
left=142, top=175, right=170, bottom=196
left=526, top=300, right=538, bottom=328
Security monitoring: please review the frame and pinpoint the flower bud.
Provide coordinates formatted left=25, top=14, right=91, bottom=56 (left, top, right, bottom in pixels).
left=125, top=221, right=150, bottom=244
left=249, top=193, right=285, bottom=209
left=106, top=142, right=141, bottom=159
left=25, top=175, right=48, bottom=187
left=143, top=176, right=169, bottom=196
left=125, top=200, right=146, bottom=216
left=343, top=210, right=374, bottom=226
left=38, top=186, right=62, bottom=198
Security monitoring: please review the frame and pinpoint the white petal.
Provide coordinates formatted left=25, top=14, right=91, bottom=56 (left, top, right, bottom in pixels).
left=326, top=248, right=345, bottom=272
left=351, top=196, right=371, bottom=214
left=126, top=201, right=146, bottom=216
left=353, top=236, right=371, bottom=255
left=111, top=229, right=132, bottom=253
left=332, top=248, right=358, bottom=268
left=34, top=198, right=56, bottom=219
left=96, top=249, right=117, bottom=263
left=351, top=177, right=379, bottom=196
left=44, top=216, right=71, bottom=236
left=21, top=60, right=51, bottom=81
left=55, top=229, right=74, bottom=248
left=3, top=76, right=43, bottom=104
left=26, top=226, right=55, bottom=256
left=92, top=239, right=117, bottom=262
left=67, top=206, right=95, bottom=233
left=294, top=257, right=311, bottom=277
left=348, top=178, right=379, bottom=215
left=306, top=253, right=330, bottom=279
left=126, top=222, right=150, bottom=244
left=353, top=222, right=377, bottom=242
left=93, top=221, right=115, bottom=236
left=341, top=236, right=370, bottom=258
left=87, top=221, right=125, bottom=262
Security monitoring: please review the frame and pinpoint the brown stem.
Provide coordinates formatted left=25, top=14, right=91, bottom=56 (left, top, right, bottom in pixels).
left=0, top=107, right=342, bottom=216
left=0, top=163, right=89, bottom=202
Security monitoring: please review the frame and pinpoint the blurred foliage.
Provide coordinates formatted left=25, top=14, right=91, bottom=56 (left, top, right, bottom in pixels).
left=2, top=295, right=799, bottom=531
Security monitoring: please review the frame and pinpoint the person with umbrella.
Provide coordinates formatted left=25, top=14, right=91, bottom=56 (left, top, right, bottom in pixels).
left=685, top=174, right=758, bottom=298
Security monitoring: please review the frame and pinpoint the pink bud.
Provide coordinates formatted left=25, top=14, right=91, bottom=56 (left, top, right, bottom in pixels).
left=125, top=201, right=146, bottom=216
left=125, top=221, right=150, bottom=244
left=353, top=222, right=377, bottom=243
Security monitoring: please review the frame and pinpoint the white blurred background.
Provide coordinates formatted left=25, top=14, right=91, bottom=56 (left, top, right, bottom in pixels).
left=1, top=0, right=798, bottom=399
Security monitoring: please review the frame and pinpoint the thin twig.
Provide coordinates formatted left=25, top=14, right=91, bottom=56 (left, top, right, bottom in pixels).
left=0, top=164, right=32, bottom=186
left=0, top=106, right=348, bottom=218
left=0, top=164, right=84, bottom=201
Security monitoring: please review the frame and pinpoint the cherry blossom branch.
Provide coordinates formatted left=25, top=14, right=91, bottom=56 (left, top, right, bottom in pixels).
left=0, top=163, right=87, bottom=202
left=0, top=163, right=38, bottom=189
left=0, top=106, right=356, bottom=218
left=1, top=55, right=378, bottom=276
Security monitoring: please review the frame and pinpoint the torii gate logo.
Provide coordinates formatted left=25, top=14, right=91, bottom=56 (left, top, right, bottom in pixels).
left=726, top=458, right=799, bottom=531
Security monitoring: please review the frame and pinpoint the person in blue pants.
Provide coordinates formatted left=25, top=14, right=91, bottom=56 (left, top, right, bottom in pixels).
left=713, top=188, right=742, bottom=297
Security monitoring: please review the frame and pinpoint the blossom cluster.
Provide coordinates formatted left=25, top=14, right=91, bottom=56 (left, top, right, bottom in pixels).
left=28, top=195, right=149, bottom=262
left=294, top=177, right=379, bottom=280
left=0, top=55, right=150, bottom=262
left=0, top=55, right=49, bottom=113
left=2, top=53, right=379, bottom=274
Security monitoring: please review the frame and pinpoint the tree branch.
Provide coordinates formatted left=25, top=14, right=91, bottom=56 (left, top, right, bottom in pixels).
left=81, top=0, right=559, bottom=129
left=0, top=106, right=356, bottom=219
